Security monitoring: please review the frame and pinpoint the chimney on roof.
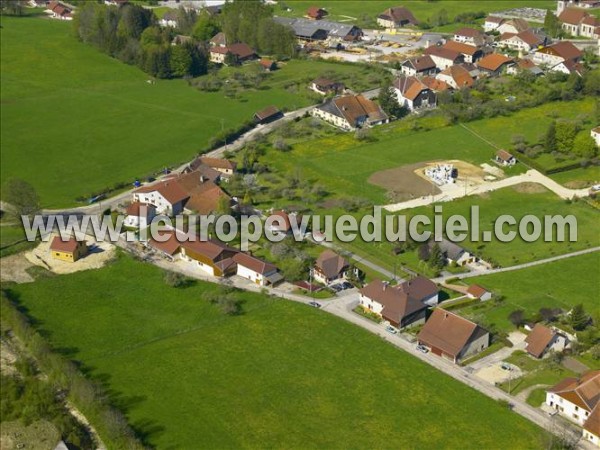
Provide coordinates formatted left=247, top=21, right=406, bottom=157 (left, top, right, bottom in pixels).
left=383, top=281, right=389, bottom=291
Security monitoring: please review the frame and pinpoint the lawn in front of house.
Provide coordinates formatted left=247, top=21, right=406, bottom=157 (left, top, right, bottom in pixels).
left=6, top=254, right=547, bottom=449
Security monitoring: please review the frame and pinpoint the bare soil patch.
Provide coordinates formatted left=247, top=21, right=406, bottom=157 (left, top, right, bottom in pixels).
left=369, top=160, right=487, bottom=202
left=511, top=182, right=547, bottom=194
left=0, top=254, right=35, bottom=284
left=25, top=233, right=116, bottom=275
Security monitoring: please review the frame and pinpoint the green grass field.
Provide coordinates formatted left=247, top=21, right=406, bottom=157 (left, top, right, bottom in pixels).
left=6, top=255, right=546, bottom=449
left=456, top=252, right=600, bottom=333
left=0, top=17, right=376, bottom=208
left=254, top=98, right=594, bottom=208
left=339, top=185, right=600, bottom=273
left=276, top=0, right=556, bottom=30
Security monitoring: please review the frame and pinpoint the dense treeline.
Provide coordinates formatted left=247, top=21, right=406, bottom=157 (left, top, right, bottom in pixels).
left=1, top=358, right=94, bottom=448
left=1, top=288, right=147, bottom=449
left=220, top=1, right=296, bottom=58
left=74, top=2, right=207, bottom=78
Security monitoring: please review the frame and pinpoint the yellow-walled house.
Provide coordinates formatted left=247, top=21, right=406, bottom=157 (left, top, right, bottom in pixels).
left=49, top=236, right=88, bottom=262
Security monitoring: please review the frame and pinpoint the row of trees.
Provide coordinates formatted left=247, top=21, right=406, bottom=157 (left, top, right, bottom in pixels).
left=419, top=9, right=486, bottom=29
left=74, top=3, right=207, bottom=78
left=545, top=121, right=598, bottom=159
left=220, top=1, right=296, bottom=58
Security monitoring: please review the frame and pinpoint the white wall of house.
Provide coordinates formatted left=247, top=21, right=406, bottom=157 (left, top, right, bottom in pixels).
left=429, top=55, right=456, bottom=70
left=592, top=129, right=600, bottom=147
left=422, top=293, right=439, bottom=307
left=500, top=37, right=533, bottom=52
left=377, top=18, right=396, bottom=29
left=584, top=430, right=600, bottom=447
left=236, top=265, right=272, bottom=286
left=545, top=393, right=592, bottom=426
left=310, top=107, right=353, bottom=131
left=159, top=19, right=177, bottom=28
left=359, top=294, right=384, bottom=315
left=532, top=51, right=564, bottom=67
left=484, top=21, right=501, bottom=32
left=133, top=192, right=182, bottom=215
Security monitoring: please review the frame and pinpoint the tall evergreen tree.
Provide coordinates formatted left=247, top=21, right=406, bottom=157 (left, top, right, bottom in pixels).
left=544, top=121, right=557, bottom=153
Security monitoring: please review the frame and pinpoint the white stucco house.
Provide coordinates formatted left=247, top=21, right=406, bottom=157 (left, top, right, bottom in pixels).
left=545, top=370, right=600, bottom=447
left=124, top=202, right=156, bottom=229
left=132, top=179, right=189, bottom=215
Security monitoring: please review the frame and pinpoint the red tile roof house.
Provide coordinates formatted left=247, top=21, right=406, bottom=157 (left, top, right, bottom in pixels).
left=495, top=149, right=517, bottom=166
left=133, top=180, right=190, bottom=215
left=49, top=235, right=88, bottom=262
left=558, top=7, right=600, bottom=38
left=423, top=45, right=464, bottom=70
left=359, top=276, right=439, bottom=329
left=266, top=210, right=302, bottom=236
left=545, top=370, right=600, bottom=442
left=259, top=59, right=277, bottom=71
left=417, top=309, right=490, bottom=363
left=435, top=64, right=474, bottom=89
left=46, top=1, right=73, bottom=20
left=310, top=95, right=388, bottom=131
left=532, top=41, right=583, bottom=68
left=306, top=6, right=327, bottom=20
left=497, top=30, right=545, bottom=53
left=476, top=53, right=514, bottom=77
left=466, top=284, right=492, bottom=301
left=124, top=202, right=156, bottom=229
left=376, top=6, right=419, bottom=29
left=233, top=252, right=283, bottom=286
left=524, top=323, right=565, bottom=359
left=313, top=249, right=350, bottom=285
left=442, top=40, right=484, bottom=64
left=393, top=76, right=437, bottom=112
left=147, top=229, right=281, bottom=282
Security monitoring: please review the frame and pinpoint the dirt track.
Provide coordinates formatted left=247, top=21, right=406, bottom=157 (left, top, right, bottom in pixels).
left=369, top=160, right=489, bottom=202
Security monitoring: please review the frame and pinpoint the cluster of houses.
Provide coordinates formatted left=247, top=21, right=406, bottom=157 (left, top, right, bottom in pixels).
left=358, top=276, right=492, bottom=363
left=148, top=228, right=284, bottom=286
left=127, top=156, right=236, bottom=220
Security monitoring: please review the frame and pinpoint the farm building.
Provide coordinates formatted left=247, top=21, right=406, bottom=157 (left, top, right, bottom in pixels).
left=310, top=95, right=388, bottom=131
left=359, top=277, right=438, bottom=328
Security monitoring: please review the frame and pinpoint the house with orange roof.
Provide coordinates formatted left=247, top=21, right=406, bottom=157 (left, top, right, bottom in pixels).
left=476, top=53, right=514, bottom=76
left=546, top=370, right=600, bottom=439
left=435, top=64, right=474, bottom=89
left=393, top=75, right=436, bottom=111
